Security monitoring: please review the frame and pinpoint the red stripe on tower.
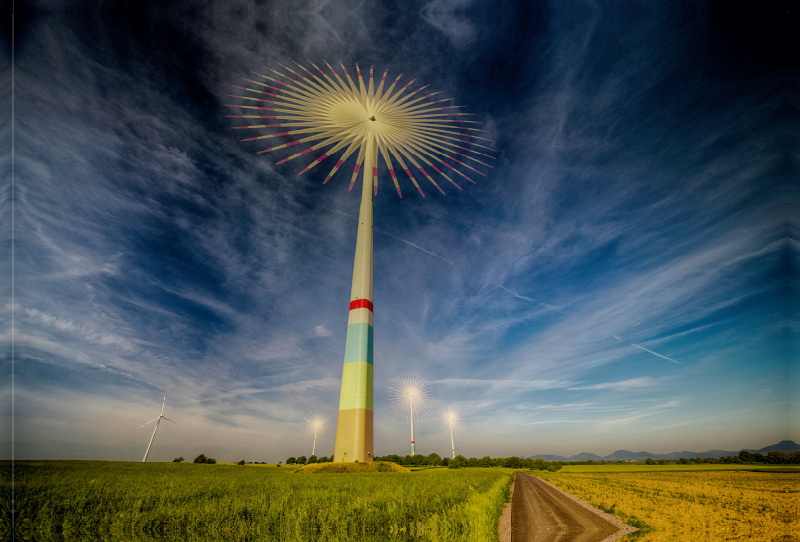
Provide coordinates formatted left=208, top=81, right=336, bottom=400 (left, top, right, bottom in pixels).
left=349, top=299, right=374, bottom=312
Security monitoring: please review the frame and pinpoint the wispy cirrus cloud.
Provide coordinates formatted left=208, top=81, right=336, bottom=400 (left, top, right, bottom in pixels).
left=434, top=378, right=573, bottom=390
left=569, top=377, right=660, bottom=391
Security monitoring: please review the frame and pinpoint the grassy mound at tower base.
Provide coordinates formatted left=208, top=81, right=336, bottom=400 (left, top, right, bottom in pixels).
left=295, top=461, right=410, bottom=473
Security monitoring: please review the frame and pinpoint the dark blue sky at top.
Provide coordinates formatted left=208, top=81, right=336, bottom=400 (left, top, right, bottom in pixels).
left=2, top=0, right=797, bottom=461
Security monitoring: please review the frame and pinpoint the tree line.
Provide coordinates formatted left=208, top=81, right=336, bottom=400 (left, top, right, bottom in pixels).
left=182, top=448, right=800, bottom=466
left=375, top=454, right=562, bottom=470
left=283, top=453, right=562, bottom=470
left=567, top=450, right=800, bottom=465
left=695, top=450, right=800, bottom=465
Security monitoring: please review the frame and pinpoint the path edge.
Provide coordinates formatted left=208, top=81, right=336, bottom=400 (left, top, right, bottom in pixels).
left=498, top=478, right=514, bottom=542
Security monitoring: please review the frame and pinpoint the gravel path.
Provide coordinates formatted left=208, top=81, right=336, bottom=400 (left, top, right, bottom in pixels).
left=504, top=473, right=637, bottom=541
left=526, top=475, right=637, bottom=542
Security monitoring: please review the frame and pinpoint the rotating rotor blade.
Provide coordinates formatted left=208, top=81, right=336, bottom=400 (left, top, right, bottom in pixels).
left=139, top=416, right=159, bottom=428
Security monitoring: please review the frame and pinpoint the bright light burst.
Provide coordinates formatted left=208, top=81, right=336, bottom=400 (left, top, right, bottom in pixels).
left=303, top=411, right=329, bottom=441
left=227, top=61, right=494, bottom=197
left=390, top=373, right=431, bottom=418
left=440, top=404, right=462, bottom=433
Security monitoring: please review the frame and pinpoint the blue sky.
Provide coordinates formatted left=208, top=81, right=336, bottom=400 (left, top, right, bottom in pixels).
left=3, top=0, right=797, bottom=462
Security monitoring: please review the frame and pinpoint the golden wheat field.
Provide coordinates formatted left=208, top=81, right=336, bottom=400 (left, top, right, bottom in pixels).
left=537, top=470, right=799, bottom=541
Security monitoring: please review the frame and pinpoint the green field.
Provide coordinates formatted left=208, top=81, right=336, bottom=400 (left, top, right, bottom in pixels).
left=4, top=461, right=514, bottom=542
left=558, top=463, right=800, bottom=473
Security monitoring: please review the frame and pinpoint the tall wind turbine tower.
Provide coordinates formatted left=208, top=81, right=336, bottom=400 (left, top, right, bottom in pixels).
left=228, top=61, right=493, bottom=462
left=140, top=396, right=177, bottom=462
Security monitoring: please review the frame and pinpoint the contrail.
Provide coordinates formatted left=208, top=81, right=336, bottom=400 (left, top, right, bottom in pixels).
left=374, top=227, right=454, bottom=265
left=629, top=342, right=680, bottom=365
left=320, top=204, right=454, bottom=265
left=494, top=284, right=563, bottom=312
left=496, top=284, right=535, bottom=302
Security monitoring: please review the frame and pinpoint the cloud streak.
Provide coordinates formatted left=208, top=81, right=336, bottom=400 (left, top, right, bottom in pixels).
left=629, top=343, right=680, bottom=365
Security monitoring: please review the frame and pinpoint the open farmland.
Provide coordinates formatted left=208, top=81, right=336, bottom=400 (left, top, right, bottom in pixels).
left=536, top=469, right=799, bottom=541
left=558, top=463, right=800, bottom=473
left=5, top=461, right=513, bottom=542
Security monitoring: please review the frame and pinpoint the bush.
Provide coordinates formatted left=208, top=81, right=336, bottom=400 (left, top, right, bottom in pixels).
left=645, top=458, right=655, bottom=465
left=172, top=457, right=184, bottom=463
left=297, top=456, right=307, bottom=465
left=766, top=450, right=792, bottom=464
left=626, top=515, right=652, bottom=534
left=307, top=455, right=318, bottom=464
left=237, top=460, right=245, bottom=465
left=192, top=454, right=216, bottom=464
left=448, top=459, right=462, bottom=469
left=286, top=457, right=296, bottom=465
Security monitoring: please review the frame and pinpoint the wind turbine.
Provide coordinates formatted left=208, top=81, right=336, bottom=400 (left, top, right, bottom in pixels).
left=391, top=373, right=430, bottom=456
left=440, top=404, right=461, bottom=459
left=304, top=411, right=329, bottom=457
left=228, top=61, right=493, bottom=462
left=140, top=396, right=177, bottom=462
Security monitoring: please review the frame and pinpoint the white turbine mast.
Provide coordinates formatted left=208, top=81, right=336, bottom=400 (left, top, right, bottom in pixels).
left=140, top=396, right=177, bottom=462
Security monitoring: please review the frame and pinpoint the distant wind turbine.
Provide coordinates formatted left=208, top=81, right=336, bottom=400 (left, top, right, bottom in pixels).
left=440, top=404, right=462, bottom=459
left=304, top=411, right=330, bottom=457
left=140, top=396, right=177, bottom=462
left=391, top=373, right=430, bottom=456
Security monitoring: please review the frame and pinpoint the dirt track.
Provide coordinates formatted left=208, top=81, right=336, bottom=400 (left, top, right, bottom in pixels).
left=511, top=473, right=621, bottom=542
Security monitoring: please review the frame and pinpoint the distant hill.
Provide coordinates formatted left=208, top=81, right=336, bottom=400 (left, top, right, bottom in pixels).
left=755, top=440, right=800, bottom=453
left=530, top=440, right=798, bottom=462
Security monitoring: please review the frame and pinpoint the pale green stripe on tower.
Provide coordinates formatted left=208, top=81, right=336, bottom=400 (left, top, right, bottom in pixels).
left=339, top=361, right=373, bottom=410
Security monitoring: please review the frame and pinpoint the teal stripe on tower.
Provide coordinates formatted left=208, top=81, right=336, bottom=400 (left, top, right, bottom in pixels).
left=343, top=322, right=373, bottom=365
